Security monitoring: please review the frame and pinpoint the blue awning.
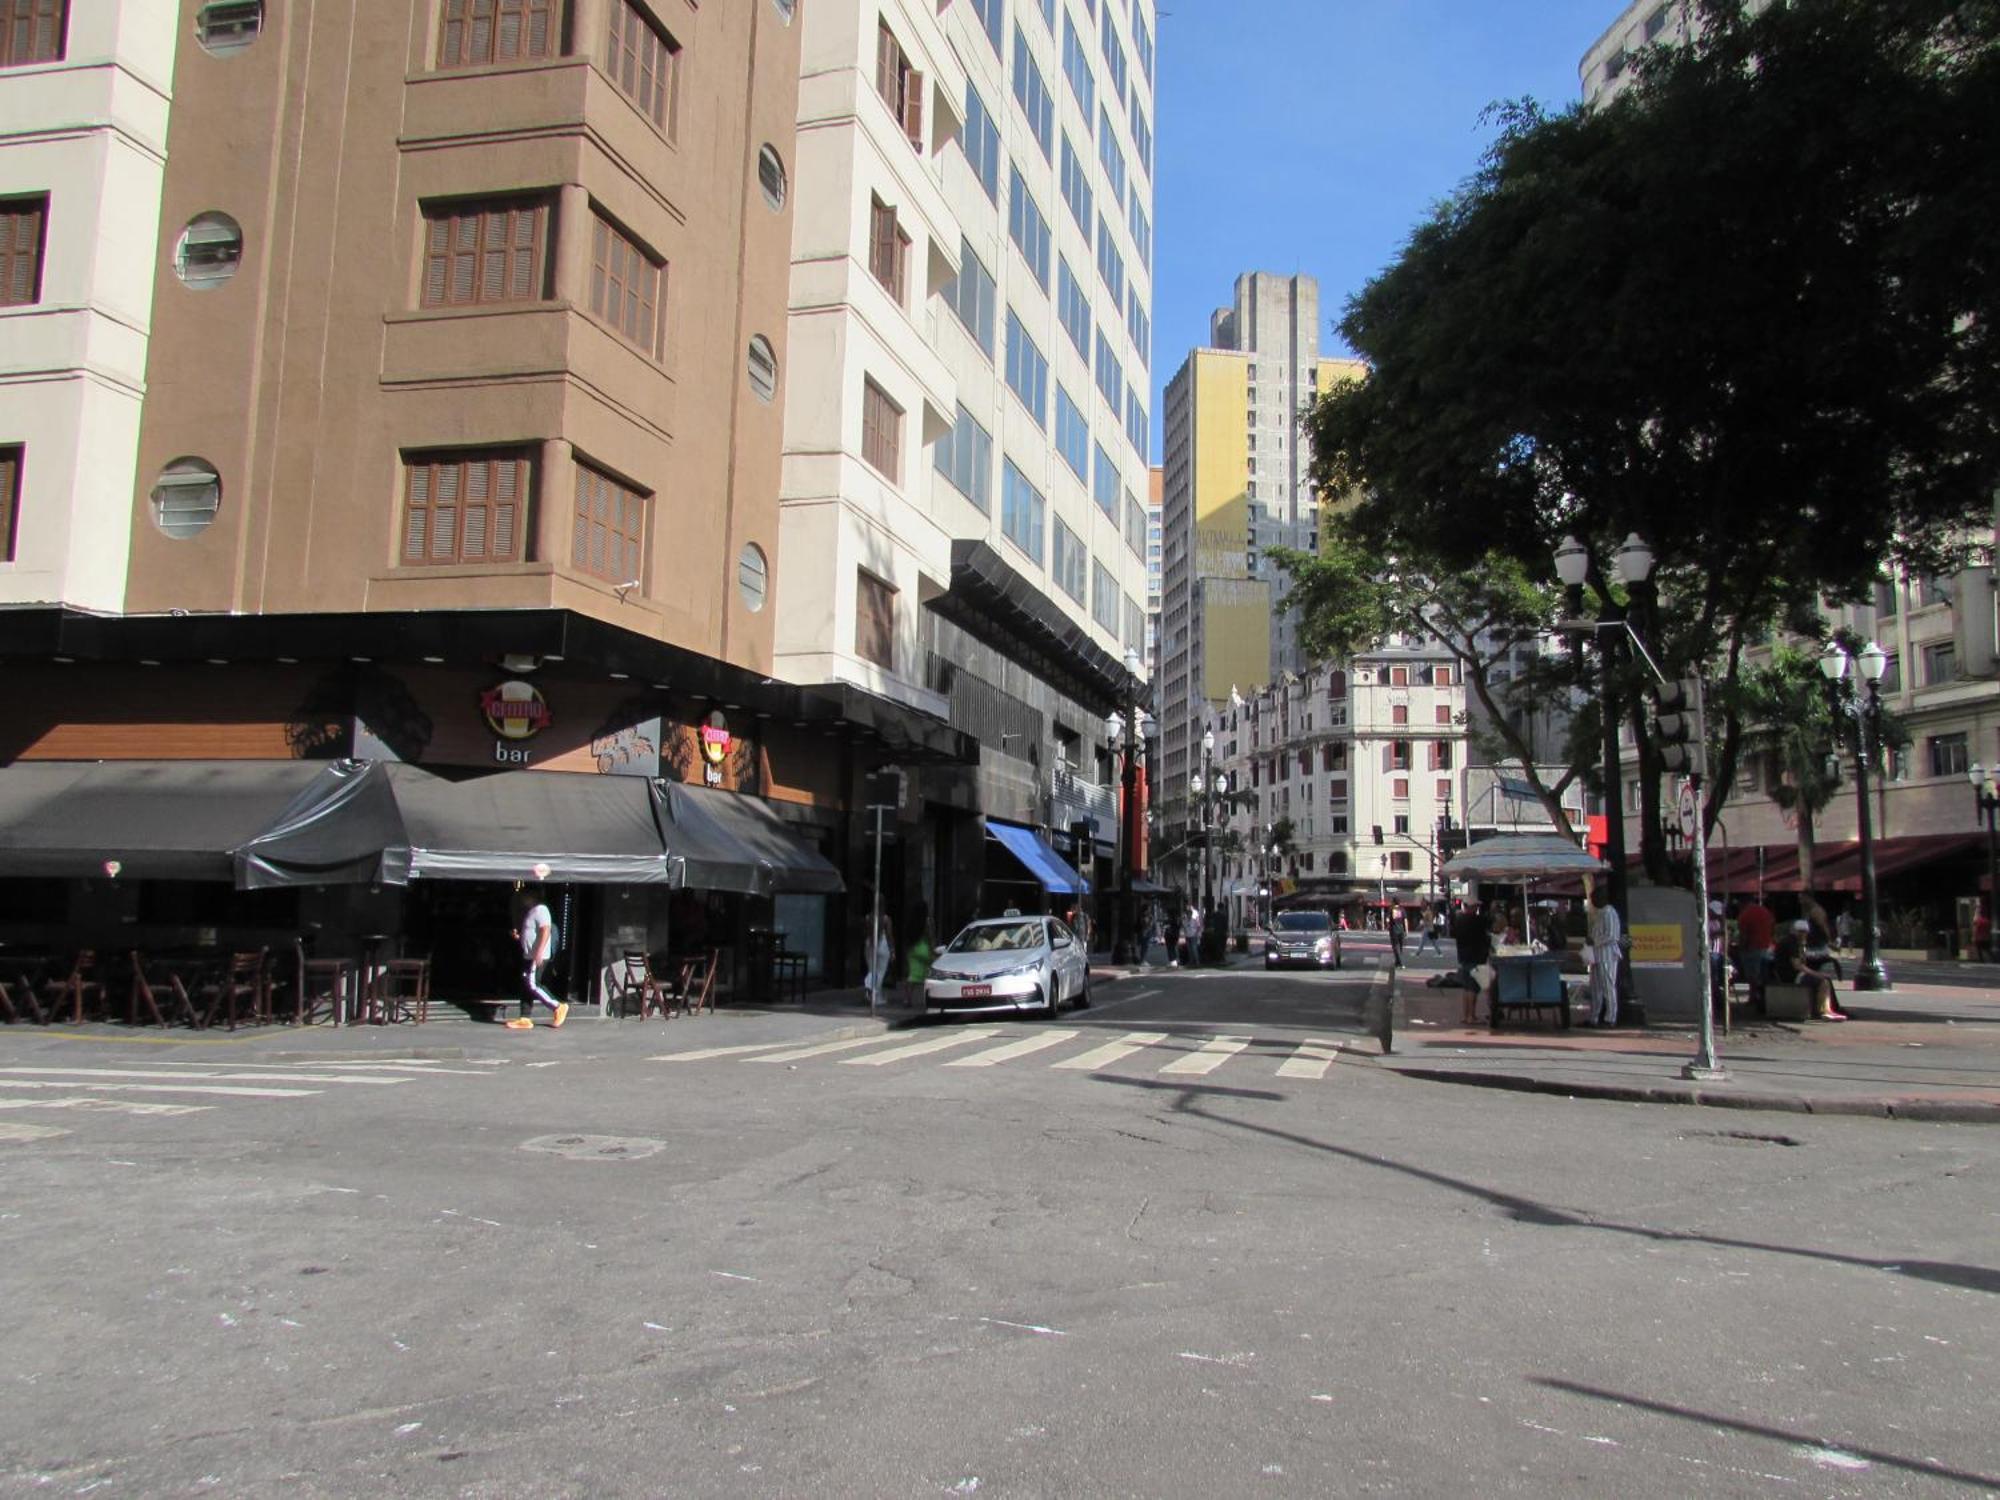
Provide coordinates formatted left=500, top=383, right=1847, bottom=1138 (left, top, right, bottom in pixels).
left=985, top=819, right=1090, bottom=895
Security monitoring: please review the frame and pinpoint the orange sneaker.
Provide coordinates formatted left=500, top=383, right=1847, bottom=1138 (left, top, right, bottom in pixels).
left=504, top=1017, right=534, bottom=1030
left=551, top=1002, right=569, bottom=1029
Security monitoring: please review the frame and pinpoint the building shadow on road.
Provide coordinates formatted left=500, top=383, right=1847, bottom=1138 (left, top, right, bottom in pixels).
left=1090, top=1074, right=2000, bottom=1296
left=1529, top=1376, right=2000, bottom=1490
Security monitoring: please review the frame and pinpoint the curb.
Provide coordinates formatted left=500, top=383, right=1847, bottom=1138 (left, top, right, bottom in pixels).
left=1384, top=1065, right=2000, bottom=1124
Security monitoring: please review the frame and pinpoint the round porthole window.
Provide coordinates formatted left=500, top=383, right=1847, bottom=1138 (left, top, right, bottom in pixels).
left=738, top=543, right=769, bottom=612
left=172, top=212, right=243, bottom=290
left=757, top=145, right=788, bottom=212
left=747, top=335, right=778, bottom=403
left=771, top=0, right=797, bottom=24
left=151, top=458, right=222, bottom=539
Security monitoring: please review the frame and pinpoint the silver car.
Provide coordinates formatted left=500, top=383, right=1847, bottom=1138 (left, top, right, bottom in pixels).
left=1265, top=909, right=1339, bottom=970
left=923, top=914, right=1091, bottom=1018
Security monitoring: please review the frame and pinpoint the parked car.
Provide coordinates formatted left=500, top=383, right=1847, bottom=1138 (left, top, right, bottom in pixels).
left=1265, top=909, right=1339, bottom=970
left=923, top=914, right=1090, bottom=1018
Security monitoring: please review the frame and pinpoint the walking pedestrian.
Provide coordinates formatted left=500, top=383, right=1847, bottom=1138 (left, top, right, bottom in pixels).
left=1452, top=901, right=1492, bottom=1025
left=1387, top=907, right=1407, bottom=967
left=1586, top=883, right=1623, bottom=1026
left=865, top=912, right=895, bottom=1008
left=1165, top=909, right=1183, bottom=969
left=511, top=889, right=566, bottom=1030
left=1416, top=910, right=1444, bottom=956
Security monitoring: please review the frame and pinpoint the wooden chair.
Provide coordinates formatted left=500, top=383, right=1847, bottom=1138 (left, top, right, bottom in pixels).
left=129, top=952, right=200, bottom=1028
left=614, top=951, right=669, bottom=1019
left=291, top=941, right=353, bottom=1025
left=201, top=950, right=269, bottom=1031
left=0, top=972, right=36, bottom=1024
left=42, top=950, right=103, bottom=1024
left=376, top=957, right=432, bottom=1024
left=674, top=948, right=719, bottom=1016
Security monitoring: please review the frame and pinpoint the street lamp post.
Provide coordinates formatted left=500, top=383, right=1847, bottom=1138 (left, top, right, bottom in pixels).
left=1819, top=638, right=1891, bottom=991
left=1970, top=764, right=2000, bottom=960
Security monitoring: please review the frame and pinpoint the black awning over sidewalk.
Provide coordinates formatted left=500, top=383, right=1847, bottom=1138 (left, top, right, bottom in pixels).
left=659, top=781, right=845, bottom=896
left=0, top=760, right=329, bottom=881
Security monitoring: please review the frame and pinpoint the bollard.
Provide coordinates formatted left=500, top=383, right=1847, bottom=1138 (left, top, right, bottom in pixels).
left=1364, top=966, right=1397, bottom=1055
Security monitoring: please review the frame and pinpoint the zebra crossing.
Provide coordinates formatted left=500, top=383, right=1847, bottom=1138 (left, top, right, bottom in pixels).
left=654, top=1028, right=1350, bottom=1081
left=0, top=1058, right=499, bottom=1125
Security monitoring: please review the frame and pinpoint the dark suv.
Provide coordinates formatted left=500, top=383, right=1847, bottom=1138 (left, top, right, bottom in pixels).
left=1266, top=910, right=1338, bottom=970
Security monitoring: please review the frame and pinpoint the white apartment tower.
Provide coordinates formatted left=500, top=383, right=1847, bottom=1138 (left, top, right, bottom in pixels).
left=0, top=3, right=178, bottom=611
left=777, top=0, right=1156, bottom=925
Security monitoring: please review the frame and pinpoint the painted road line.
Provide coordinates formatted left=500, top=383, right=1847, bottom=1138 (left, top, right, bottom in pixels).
left=651, top=1042, right=802, bottom=1062
left=1051, top=1032, right=1169, bottom=1071
left=842, top=1029, right=1002, bottom=1066
left=1158, top=1036, right=1251, bottom=1076
left=0, top=1122, right=68, bottom=1144
left=0, top=1080, right=318, bottom=1099
left=0, top=1096, right=210, bottom=1116
left=944, top=1030, right=1081, bottom=1068
left=1275, top=1040, right=1343, bottom=1080
left=752, top=1035, right=912, bottom=1064
left=0, top=1067, right=405, bottom=1087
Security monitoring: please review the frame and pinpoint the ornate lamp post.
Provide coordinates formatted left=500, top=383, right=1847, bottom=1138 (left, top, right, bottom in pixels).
left=1819, top=638, right=1892, bottom=991
left=1107, top=651, right=1158, bottom=965
left=1190, top=728, right=1224, bottom=944
left=1967, top=763, right=2000, bottom=960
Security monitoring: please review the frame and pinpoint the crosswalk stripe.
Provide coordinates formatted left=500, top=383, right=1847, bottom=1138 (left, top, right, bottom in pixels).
left=752, top=1035, right=912, bottom=1064
left=944, top=1030, right=1080, bottom=1068
left=1158, top=1036, right=1251, bottom=1076
left=0, top=1080, right=318, bottom=1098
left=1276, top=1040, right=1343, bottom=1080
left=841, top=1029, right=1002, bottom=1066
left=1051, top=1032, right=1169, bottom=1071
left=652, top=1042, right=800, bottom=1062
left=0, top=1067, right=405, bottom=1087
left=0, top=1095, right=211, bottom=1116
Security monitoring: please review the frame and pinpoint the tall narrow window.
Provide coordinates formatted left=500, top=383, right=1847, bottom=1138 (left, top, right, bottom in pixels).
left=437, top=0, right=557, bottom=68
left=945, top=238, right=997, bottom=355
left=572, top=461, right=647, bottom=585
left=590, top=212, right=663, bottom=356
left=868, top=196, right=909, bottom=306
left=0, top=446, right=20, bottom=562
left=861, top=378, right=903, bottom=483
left=420, top=198, right=549, bottom=308
left=1, top=196, right=46, bottom=306
left=605, top=0, right=678, bottom=133
left=856, top=569, right=896, bottom=669
left=0, top=0, right=65, bottom=67
left=874, top=21, right=925, bottom=152
left=401, top=448, right=532, bottom=565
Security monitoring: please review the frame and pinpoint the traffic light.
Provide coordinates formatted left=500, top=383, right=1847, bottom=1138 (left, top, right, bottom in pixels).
left=1652, top=678, right=1707, bottom=780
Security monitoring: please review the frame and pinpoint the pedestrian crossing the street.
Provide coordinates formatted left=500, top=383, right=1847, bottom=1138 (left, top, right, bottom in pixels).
left=0, top=1059, right=497, bottom=1122
left=654, top=1029, right=1353, bottom=1081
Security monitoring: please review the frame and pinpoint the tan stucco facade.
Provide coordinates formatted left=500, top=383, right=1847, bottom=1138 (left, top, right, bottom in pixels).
left=127, top=0, right=802, bottom=675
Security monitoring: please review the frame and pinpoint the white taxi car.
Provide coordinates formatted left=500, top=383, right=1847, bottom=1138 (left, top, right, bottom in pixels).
left=923, top=913, right=1090, bottom=1018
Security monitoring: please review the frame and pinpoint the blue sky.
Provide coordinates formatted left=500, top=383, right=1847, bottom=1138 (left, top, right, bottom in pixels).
left=1150, top=0, right=1619, bottom=399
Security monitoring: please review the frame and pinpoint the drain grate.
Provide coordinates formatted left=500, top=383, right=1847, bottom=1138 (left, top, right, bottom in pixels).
left=520, top=1133, right=665, bottom=1161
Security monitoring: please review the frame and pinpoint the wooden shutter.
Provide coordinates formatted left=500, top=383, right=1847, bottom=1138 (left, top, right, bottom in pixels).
left=0, top=199, right=44, bottom=307
left=903, top=69, right=925, bottom=151
left=438, top=0, right=553, bottom=67
left=1, top=0, right=66, bottom=67
left=856, top=570, right=896, bottom=669
left=875, top=22, right=898, bottom=111
left=0, top=447, right=19, bottom=562
left=572, top=463, right=647, bottom=584
left=421, top=199, right=544, bottom=308
left=403, top=450, right=529, bottom=565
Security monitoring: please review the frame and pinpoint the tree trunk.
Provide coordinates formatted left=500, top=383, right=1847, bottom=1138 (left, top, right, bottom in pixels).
left=1796, top=803, right=1817, bottom=905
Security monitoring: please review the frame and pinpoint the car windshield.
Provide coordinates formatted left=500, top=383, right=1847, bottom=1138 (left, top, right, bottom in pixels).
left=1275, top=912, right=1330, bottom=933
left=945, top=920, right=1044, bottom=954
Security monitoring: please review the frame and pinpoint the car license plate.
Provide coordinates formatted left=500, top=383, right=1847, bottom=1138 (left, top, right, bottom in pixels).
left=961, top=984, right=992, bottom=999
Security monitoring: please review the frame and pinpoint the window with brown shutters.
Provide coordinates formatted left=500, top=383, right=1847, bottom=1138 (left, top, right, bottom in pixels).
left=590, top=212, right=663, bottom=357
left=572, top=461, right=647, bottom=585
left=861, top=378, right=902, bottom=483
left=856, top=568, right=896, bottom=670
left=0, top=196, right=46, bottom=307
left=0, top=446, right=20, bottom=562
left=0, top=0, right=65, bottom=68
left=1390, top=703, right=1408, bottom=726
left=867, top=196, right=908, bottom=306
left=874, top=21, right=924, bottom=152
left=605, top=0, right=677, bottom=133
left=419, top=198, right=549, bottom=309
left=401, top=448, right=532, bottom=566
left=437, top=0, right=557, bottom=68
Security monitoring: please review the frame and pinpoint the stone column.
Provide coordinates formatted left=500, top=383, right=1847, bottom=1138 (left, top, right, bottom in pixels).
left=538, top=437, right=575, bottom=570
left=556, top=181, right=594, bottom=312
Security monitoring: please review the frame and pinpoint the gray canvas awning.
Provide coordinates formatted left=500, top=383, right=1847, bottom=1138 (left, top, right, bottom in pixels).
left=0, top=760, right=331, bottom=881
left=659, top=781, right=845, bottom=896
left=392, top=764, right=677, bottom=884
left=235, top=759, right=410, bottom=889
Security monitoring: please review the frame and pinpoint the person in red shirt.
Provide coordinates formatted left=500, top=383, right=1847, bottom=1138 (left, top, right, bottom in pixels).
left=1734, top=896, right=1776, bottom=1006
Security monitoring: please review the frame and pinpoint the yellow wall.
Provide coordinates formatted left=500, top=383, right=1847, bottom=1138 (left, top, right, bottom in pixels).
left=1201, top=578, right=1272, bottom=702
left=1192, top=351, right=1249, bottom=580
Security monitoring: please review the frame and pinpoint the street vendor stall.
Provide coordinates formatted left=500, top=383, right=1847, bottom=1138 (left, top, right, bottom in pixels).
left=1440, top=833, right=1604, bottom=1030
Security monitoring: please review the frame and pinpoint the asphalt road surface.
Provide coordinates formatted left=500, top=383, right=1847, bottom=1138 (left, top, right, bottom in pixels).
left=2, top=968, right=1996, bottom=1498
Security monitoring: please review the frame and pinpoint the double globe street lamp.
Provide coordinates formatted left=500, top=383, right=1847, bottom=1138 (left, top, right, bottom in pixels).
left=1189, top=726, right=1228, bottom=930
left=1818, top=637, right=1892, bottom=991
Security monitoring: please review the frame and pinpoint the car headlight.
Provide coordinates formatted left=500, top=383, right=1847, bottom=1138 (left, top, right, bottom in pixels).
left=929, top=967, right=965, bottom=982
left=1315, top=937, right=1333, bottom=953
left=992, top=960, right=1042, bottom=978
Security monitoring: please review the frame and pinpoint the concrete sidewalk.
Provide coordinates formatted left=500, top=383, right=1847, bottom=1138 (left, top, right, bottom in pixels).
left=1373, top=975, right=2000, bottom=1123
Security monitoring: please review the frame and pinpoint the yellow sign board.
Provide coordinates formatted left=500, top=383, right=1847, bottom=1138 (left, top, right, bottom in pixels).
left=1629, top=924, right=1685, bottom=970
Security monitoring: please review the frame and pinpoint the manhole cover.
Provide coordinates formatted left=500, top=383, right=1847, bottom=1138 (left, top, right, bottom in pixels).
left=520, top=1134, right=665, bottom=1161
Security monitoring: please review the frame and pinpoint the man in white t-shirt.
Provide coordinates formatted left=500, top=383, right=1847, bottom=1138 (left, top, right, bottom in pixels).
left=513, top=893, right=566, bottom=1029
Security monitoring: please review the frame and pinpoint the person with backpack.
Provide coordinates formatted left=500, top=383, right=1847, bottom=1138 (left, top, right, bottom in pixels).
left=511, top=889, right=567, bottom=1029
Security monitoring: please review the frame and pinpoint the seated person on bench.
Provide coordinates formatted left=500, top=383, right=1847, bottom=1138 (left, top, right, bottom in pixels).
left=1774, top=923, right=1845, bottom=1021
